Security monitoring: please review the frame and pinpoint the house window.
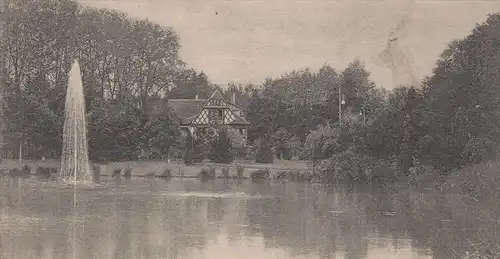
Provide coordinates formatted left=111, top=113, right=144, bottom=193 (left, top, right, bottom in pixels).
left=239, top=128, right=244, bottom=134
left=218, top=110, right=223, bottom=121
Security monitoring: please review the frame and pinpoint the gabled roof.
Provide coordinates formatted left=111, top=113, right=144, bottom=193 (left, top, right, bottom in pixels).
left=208, top=89, right=225, bottom=100
left=231, top=113, right=250, bottom=125
left=167, top=99, right=207, bottom=122
left=211, top=89, right=247, bottom=111
left=167, top=89, right=250, bottom=126
left=226, top=101, right=246, bottom=112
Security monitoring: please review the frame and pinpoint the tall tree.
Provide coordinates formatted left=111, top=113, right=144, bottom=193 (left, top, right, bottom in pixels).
left=1, top=0, right=186, bottom=160
left=168, top=70, right=215, bottom=99
left=209, top=128, right=234, bottom=164
left=419, top=14, right=500, bottom=170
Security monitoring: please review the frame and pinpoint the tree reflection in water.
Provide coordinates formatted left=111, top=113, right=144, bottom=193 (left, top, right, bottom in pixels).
left=0, top=177, right=498, bottom=259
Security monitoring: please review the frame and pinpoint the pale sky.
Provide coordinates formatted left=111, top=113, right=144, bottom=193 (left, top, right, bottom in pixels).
left=79, top=0, right=500, bottom=89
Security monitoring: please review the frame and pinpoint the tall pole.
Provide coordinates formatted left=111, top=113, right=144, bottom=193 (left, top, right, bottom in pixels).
left=338, top=86, right=342, bottom=130
left=363, top=100, right=366, bottom=125
left=18, top=143, right=22, bottom=166
left=363, top=110, right=366, bottom=125
left=0, top=0, right=5, bottom=161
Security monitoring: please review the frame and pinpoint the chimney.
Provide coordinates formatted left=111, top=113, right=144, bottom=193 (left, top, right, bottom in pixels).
left=195, top=94, right=198, bottom=100
left=231, top=92, right=236, bottom=104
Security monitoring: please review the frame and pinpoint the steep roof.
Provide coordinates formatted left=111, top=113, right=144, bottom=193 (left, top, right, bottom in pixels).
left=231, top=113, right=250, bottom=125
left=167, top=99, right=207, bottom=122
left=167, top=90, right=250, bottom=126
left=208, top=89, right=225, bottom=100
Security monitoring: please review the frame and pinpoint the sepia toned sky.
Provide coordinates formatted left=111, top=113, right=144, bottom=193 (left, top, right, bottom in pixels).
left=79, top=0, right=500, bottom=89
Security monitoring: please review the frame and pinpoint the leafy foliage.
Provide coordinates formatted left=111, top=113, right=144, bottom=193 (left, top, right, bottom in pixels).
left=245, top=14, right=500, bottom=183
left=255, top=137, right=273, bottom=164
left=418, top=14, right=500, bottom=171
left=270, top=128, right=293, bottom=160
left=4, top=0, right=500, bottom=189
left=1, top=0, right=185, bottom=160
left=183, top=133, right=194, bottom=165
left=209, top=128, right=234, bottom=164
left=192, top=131, right=211, bottom=162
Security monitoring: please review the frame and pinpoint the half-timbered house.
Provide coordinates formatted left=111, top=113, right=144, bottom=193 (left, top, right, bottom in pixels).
left=167, top=90, right=250, bottom=142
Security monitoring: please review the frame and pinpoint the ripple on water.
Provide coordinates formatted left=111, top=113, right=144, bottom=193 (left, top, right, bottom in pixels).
left=0, top=216, right=43, bottom=234
left=103, top=190, right=268, bottom=199
left=18, top=179, right=104, bottom=191
left=57, top=181, right=102, bottom=189
left=167, top=192, right=268, bottom=199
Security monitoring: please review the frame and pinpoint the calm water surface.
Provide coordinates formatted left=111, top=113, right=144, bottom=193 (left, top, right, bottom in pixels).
left=0, top=175, right=498, bottom=259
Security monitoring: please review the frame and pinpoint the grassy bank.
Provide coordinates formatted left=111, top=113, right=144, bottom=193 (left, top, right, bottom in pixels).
left=440, top=160, right=500, bottom=201
left=99, top=159, right=312, bottom=179
left=3, top=158, right=500, bottom=200
left=0, top=158, right=314, bottom=180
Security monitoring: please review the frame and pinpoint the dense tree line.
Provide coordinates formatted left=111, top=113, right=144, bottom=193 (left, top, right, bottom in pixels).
left=3, top=0, right=500, bottom=183
left=0, top=0, right=255, bottom=164
left=0, top=0, right=203, bottom=161
left=246, top=14, right=500, bottom=183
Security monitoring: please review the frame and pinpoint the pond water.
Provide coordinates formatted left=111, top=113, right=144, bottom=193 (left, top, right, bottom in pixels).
left=0, top=175, right=498, bottom=259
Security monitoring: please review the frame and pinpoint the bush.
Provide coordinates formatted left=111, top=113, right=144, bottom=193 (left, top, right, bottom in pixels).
left=122, top=167, right=132, bottom=178
left=311, top=151, right=400, bottom=184
left=460, top=137, right=496, bottom=166
left=145, top=171, right=156, bottom=178
left=91, top=164, right=101, bottom=173
left=407, top=159, right=444, bottom=186
left=236, top=164, right=245, bottom=179
left=250, top=168, right=270, bottom=179
left=9, top=168, right=20, bottom=175
left=255, top=137, right=273, bottom=164
left=330, top=149, right=365, bottom=182
left=184, top=134, right=194, bottom=165
left=233, top=146, right=247, bottom=159
left=22, top=165, right=31, bottom=174
left=35, top=166, right=50, bottom=176
left=221, top=165, right=230, bottom=178
left=280, top=150, right=292, bottom=160
left=366, top=158, right=399, bottom=184
left=208, top=166, right=216, bottom=177
left=227, top=128, right=246, bottom=148
left=160, top=167, right=172, bottom=178
left=315, top=158, right=353, bottom=183
left=193, top=137, right=208, bottom=163
left=443, top=161, right=500, bottom=200
left=270, top=128, right=294, bottom=160
left=50, top=168, right=58, bottom=175
left=91, top=164, right=101, bottom=180
left=183, top=148, right=194, bottom=165
left=209, top=128, right=234, bottom=164
left=198, top=166, right=216, bottom=180
left=112, top=168, right=121, bottom=177
left=245, top=148, right=256, bottom=161
left=274, top=170, right=312, bottom=181
left=178, top=168, right=185, bottom=178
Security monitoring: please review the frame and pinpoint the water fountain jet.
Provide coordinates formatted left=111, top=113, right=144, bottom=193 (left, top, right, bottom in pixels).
left=59, top=60, right=92, bottom=184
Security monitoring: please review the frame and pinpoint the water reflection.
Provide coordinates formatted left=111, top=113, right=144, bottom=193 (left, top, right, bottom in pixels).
left=0, top=176, right=498, bottom=259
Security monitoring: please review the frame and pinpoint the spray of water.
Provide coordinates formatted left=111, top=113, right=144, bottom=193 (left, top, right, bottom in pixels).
left=59, top=60, right=92, bottom=184
left=58, top=60, right=93, bottom=259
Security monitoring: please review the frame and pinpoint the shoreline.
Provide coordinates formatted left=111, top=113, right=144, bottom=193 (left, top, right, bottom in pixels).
left=0, top=158, right=313, bottom=180
left=2, top=158, right=496, bottom=200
